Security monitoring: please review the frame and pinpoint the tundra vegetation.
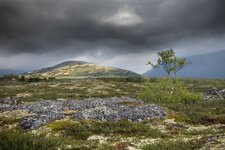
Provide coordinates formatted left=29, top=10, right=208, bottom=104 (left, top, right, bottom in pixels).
left=0, top=55, right=225, bottom=149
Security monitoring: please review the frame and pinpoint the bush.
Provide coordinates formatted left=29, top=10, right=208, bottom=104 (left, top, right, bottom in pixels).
left=138, top=78, right=202, bottom=104
left=0, top=130, right=62, bottom=150
left=49, top=120, right=166, bottom=140
left=142, top=139, right=205, bottom=150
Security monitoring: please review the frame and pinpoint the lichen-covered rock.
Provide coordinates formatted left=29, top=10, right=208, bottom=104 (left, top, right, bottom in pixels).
left=65, top=97, right=144, bottom=110
left=74, top=106, right=119, bottom=121
left=0, top=96, right=21, bottom=105
left=20, top=100, right=65, bottom=129
left=0, top=104, right=11, bottom=111
left=204, top=87, right=225, bottom=100
left=20, top=113, right=63, bottom=129
left=1, top=97, right=167, bottom=129
left=73, top=104, right=166, bottom=121
left=26, top=100, right=64, bottom=114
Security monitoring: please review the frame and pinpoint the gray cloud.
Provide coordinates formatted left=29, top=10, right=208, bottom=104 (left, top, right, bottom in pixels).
left=0, top=0, right=225, bottom=72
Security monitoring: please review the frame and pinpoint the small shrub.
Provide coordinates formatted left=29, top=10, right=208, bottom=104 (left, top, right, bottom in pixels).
left=165, top=99, right=225, bottom=124
left=0, top=130, right=62, bottom=150
left=138, top=78, right=202, bottom=104
left=49, top=120, right=166, bottom=140
left=142, top=139, right=205, bottom=150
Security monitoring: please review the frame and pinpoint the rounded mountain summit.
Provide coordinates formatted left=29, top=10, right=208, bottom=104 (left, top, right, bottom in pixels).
left=27, top=61, right=141, bottom=79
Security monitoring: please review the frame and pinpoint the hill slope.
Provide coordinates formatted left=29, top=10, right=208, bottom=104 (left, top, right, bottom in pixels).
left=143, top=50, right=225, bottom=79
left=28, top=61, right=141, bottom=79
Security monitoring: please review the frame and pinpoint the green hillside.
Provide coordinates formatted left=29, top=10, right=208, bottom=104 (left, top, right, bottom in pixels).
left=27, top=61, right=141, bottom=79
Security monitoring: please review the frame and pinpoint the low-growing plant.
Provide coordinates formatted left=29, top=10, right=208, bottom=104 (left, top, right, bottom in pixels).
left=142, top=139, right=205, bottom=150
left=49, top=120, right=166, bottom=140
left=0, top=130, right=62, bottom=150
left=138, top=78, right=202, bottom=104
left=165, top=99, right=225, bottom=124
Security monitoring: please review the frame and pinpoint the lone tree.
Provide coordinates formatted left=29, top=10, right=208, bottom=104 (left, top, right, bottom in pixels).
left=147, top=49, right=190, bottom=80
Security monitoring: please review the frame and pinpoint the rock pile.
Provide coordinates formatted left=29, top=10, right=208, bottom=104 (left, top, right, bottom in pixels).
left=0, top=96, right=21, bottom=105
left=204, top=87, right=225, bottom=100
left=0, top=97, right=167, bottom=129
left=20, top=101, right=64, bottom=129
left=73, top=104, right=166, bottom=121
left=0, top=96, right=22, bottom=110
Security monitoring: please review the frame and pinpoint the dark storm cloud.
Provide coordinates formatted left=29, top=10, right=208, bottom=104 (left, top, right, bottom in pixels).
left=0, top=0, right=225, bottom=56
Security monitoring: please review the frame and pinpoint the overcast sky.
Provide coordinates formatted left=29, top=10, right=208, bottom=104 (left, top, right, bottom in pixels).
left=0, top=0, right=225, bottom=73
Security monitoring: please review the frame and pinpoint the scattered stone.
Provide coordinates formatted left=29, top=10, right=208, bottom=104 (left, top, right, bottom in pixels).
left=0, top=96, right=23, bottom=111
left=20, top=100, right=65, bottom=129
left=26, top=100, right=64, bottom=114
left=0, top=104, right=11, bottom=111
left=201, top=134, right=225, bottom=150
left=74, top=106, right=119, bottom=121
left=65, top=97, right=145, bottom=110
left=0, top=96, right=21, bottom=105
left=20, top=113, right=63, bottom=130
left=0, top=97, right=167, bottom=129
left=204, top=87, right=225, bottom=100
left=74, top=104, right=166, bottom=121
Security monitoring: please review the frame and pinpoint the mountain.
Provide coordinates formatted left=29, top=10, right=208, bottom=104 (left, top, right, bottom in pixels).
left=0, top=69, right=25, bottom=76
left=143, top=50, right=225, bottom=79
left=28, top=61, right=141, bottom=79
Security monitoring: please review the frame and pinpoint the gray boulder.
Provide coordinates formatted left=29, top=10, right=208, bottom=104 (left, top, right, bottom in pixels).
left=0, top=96, right=21, bottom=105
left=0, top=97, right=167, bottom=129
left=205, top=87, right=225, bottom=100
left=73, top=102, right=166, bottom=121
left=20, top=113, right=63, bottom=129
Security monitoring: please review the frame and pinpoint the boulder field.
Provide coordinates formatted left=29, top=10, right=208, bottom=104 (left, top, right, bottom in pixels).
left=0, top=97, right=166, bottom=129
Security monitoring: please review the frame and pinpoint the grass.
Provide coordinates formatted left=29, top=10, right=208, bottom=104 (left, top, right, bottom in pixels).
left=48, top=120, right=167, bottom=140
left=142, top=139, right=206, bottom=150
left=0, top=130, right=63, bottom=150
left=164, top=99, right=225, bottom=125
left=1, top=77, right=225, bottom=149
left=0, top=79, right=142, bottom=102
left=25, top=63, right=141, bottom=79
left=0, top=129, right=113, bottom=150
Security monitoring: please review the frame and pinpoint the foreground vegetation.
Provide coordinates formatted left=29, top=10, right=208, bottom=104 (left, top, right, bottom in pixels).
left=1, top=77, right=225, bottom=149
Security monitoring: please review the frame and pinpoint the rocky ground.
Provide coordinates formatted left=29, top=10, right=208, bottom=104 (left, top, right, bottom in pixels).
left=1, top=83, right=225, bottom=149
left=204, top=87, right=225, bottom=100
left=0, top=97, right=166, bottom=129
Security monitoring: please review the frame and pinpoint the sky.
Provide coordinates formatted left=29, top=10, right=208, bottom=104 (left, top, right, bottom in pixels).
left=0, top=0, right=225, bottom=73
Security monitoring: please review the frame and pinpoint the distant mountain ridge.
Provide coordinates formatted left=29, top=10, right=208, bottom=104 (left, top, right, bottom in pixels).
left=28, top=61, right=141, bottom=78
left=0, top=69, right=25, bottom=76
left=143, top=50, right=225, bottom=79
